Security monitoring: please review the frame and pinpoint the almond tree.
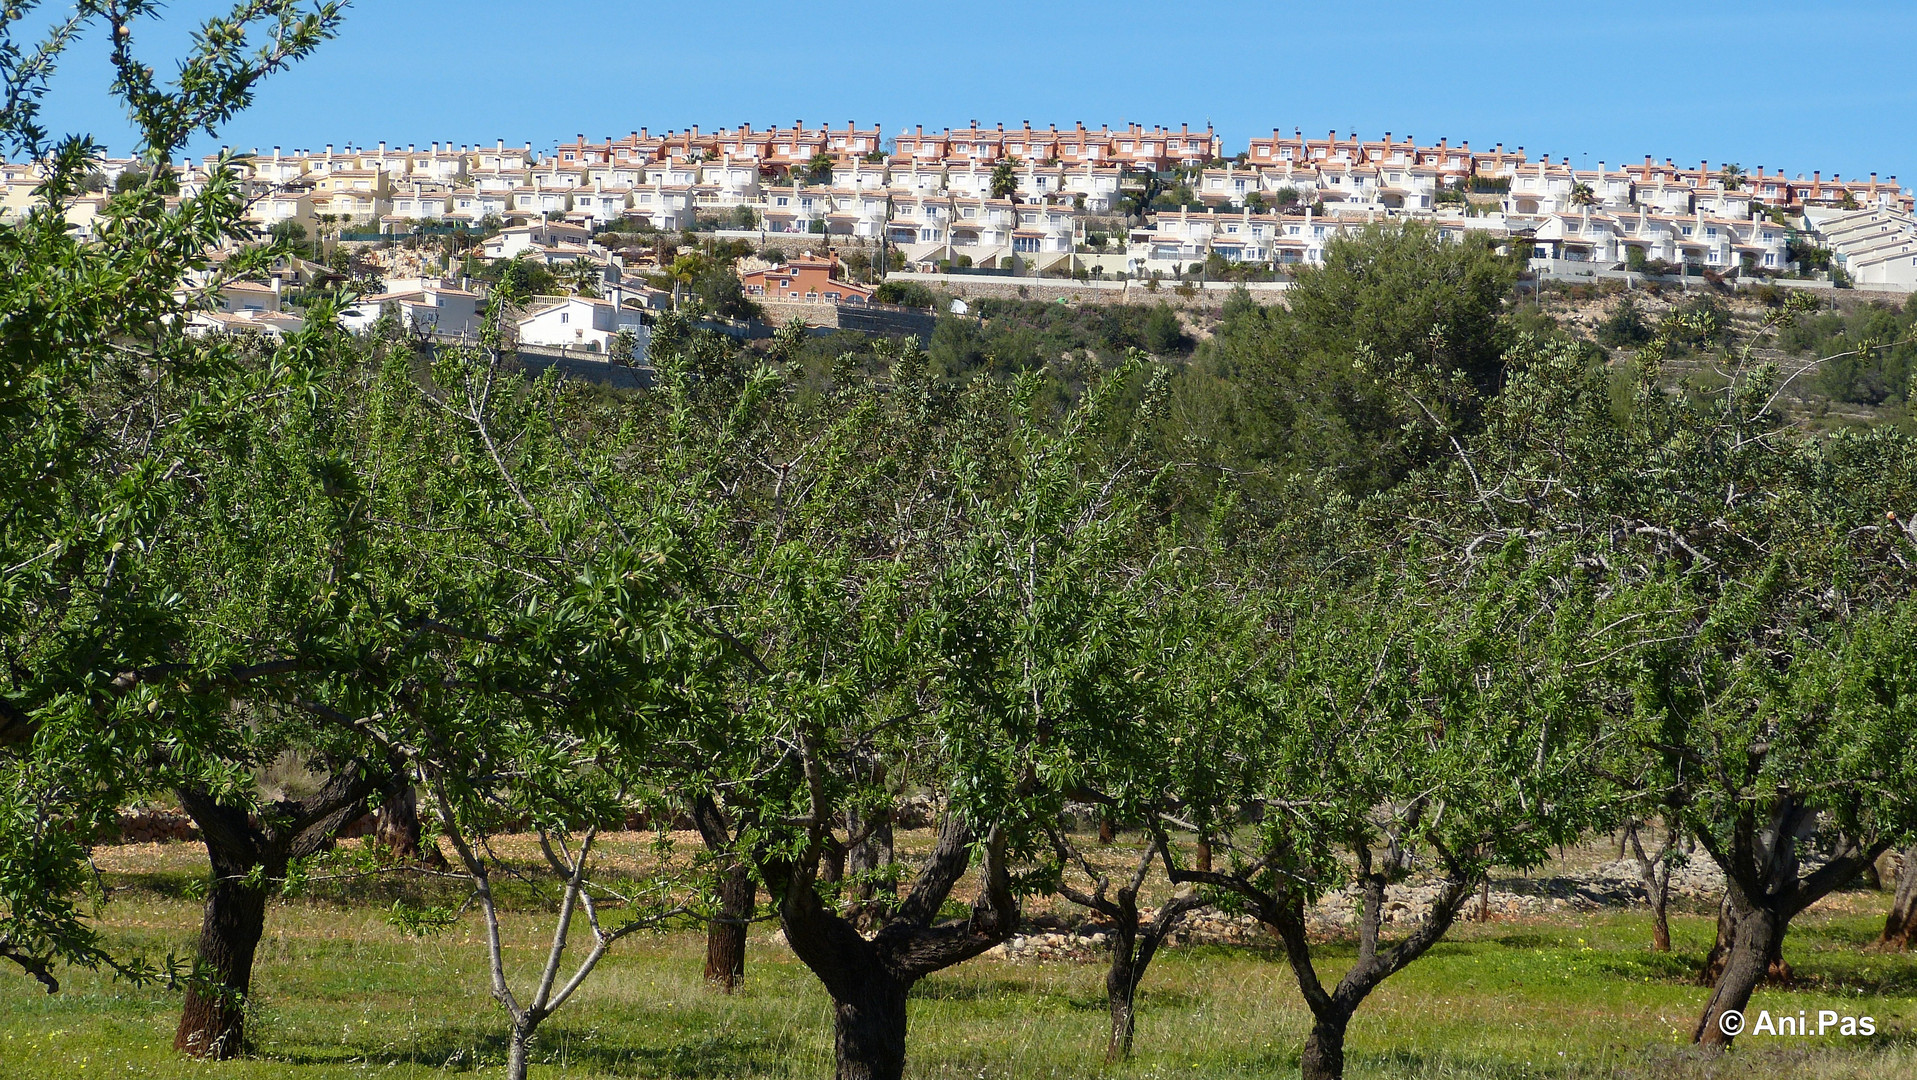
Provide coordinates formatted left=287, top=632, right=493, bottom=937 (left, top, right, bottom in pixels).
left=1048, top=830, right=1206, bottom=1062
left=1164, top=550, right=1600, bottom=1080
left=0, top=4, right=380, bottom=1054
left=1378, top=315, right=1917, bottom=1048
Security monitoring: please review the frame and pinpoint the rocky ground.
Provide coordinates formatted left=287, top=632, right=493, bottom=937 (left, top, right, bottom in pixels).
left=975, top=854, right=1740, bottom=965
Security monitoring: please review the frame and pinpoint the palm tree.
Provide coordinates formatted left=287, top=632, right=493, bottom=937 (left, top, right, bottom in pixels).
left=804, top=153, right=835, bottom=186
left=990, top=158, right=1019, bottom=201
left=566, top=258, right=601, bottom=298
left=1720, top=163, right=1746, bottom=191
left=1569, top=182, right=1597, bottom=208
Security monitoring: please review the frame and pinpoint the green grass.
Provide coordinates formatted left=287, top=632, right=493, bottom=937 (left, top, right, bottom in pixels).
left=6, top=863, right=1917, bottom=1078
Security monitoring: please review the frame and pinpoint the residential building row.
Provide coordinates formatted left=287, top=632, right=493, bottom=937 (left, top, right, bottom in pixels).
left=6, top=125, right=1912, bottom=287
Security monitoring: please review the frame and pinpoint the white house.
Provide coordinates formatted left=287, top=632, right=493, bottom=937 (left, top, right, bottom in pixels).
left=514, top=294, right=650, bottom=355
left=483, top=221, right=594, bottom=260
left=344, top=280, right=484, bottom=338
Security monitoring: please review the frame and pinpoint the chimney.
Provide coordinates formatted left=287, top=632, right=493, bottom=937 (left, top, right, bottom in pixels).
left=378, top=141, right=387, bottom=153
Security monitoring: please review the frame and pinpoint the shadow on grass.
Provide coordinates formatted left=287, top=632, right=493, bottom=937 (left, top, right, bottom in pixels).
left=103, top=871, right=208, bottom=901
left=275, top=1026, right=811, bottom=1078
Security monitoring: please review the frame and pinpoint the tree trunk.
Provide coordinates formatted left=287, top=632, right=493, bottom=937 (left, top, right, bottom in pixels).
left=770, top=815, right=1016, bottom=1080
left=1695, top=901, right=1783, bottom=1047
left=374, top=781, right=422, bottom=863
left=1650, top=890, right=1672, bottom=953
left=1300, top=1010, right=1351, bottom=1080
left=704, top=864, right=755, bottom=991
left=1699, top=892, right=1790, bottom=987
left=172, top=768, right=378, bottom=1059
left=1098, top=815, right=1115, bottom=845
left=831, top=974, right=910, bottom=1080
left=1104, top=916, right=1140, bottom=1063
left=506, top=1022, right=533, bottom=1080
left=172, top=874, right=270, bottom=1058
left=1626, top=822, right=1678, bottom=953
left=1194, top=838, right=1212, bottom=874
left=1879, top=846, right=1917, bottom=949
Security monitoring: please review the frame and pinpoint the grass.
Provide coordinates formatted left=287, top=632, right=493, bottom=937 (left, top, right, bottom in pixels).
left=5, top=840, right=1917, bottom=1078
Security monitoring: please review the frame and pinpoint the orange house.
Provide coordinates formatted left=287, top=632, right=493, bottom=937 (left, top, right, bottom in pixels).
left=739, top=253, right=873, bottom=304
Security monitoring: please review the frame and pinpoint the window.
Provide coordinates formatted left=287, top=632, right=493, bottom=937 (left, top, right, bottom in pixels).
left=1257, top=147, right=1270, bottom=157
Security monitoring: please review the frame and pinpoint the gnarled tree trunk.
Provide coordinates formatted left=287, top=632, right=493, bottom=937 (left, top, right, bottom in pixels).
left=1689, top=797, right=1888, bottom=1048
left=830, top=970, right=911, bottom=1080
left=1695, top=898, right=1783, bottom=1046
left=1170, top=817, right=1475, bottom=1080
left=1699, top=891, right=1789, bottom=987
left=1879, top=846, right=1917, bottom=949
left=1053, top=830, right=1205, bottom=1062
left=172, top=766, right=378, bottom=1058
left=766, top=813, right=1017, bottom=1080
left=173, top=855, right=272, bottom=1059
left=705, top=864, right=755, bottom=991
left=690, top=794, right=758, bottom=992
left=1627, top=822, right=1681, bottom=953
left=1300, top=1010, right=1351, bottom=1080
left=373, top=778, right=423, bottom=863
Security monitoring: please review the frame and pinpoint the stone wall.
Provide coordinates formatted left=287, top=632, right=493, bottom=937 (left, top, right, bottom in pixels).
left=887, top=272, right=1288, bottom=311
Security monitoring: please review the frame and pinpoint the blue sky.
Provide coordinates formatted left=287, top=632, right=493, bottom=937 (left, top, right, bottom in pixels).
left=21, top=1, right=1917, bottom=184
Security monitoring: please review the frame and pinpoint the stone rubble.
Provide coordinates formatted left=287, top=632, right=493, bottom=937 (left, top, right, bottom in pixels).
left=976, top=857, right=1736, bottom=966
